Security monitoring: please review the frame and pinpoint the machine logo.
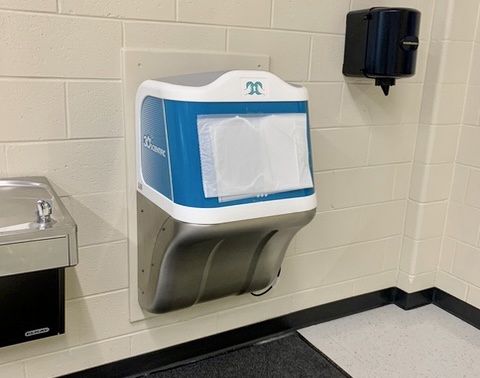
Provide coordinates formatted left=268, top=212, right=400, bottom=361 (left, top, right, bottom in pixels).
left=143, top=135, right=166, bottom=157
left=25, top=327, right=50, bottom=337
left=244, top=81, right=265, bottom=95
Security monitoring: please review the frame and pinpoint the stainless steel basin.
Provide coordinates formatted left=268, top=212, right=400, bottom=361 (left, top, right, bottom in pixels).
left=0, top=177, right=78, bottom=277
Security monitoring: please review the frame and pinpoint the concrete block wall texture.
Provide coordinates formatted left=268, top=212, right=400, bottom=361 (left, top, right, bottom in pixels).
left=437, top=0, right=480, bottom=309
left=397, top=0, right=479, bottom=293
left=0, top=0, right=476, bottom=376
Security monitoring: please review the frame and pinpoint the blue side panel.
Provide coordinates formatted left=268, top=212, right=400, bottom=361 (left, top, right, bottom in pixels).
left=163, top=100, right=314, bottom=208
left=140, top=96, right=172, bottom=200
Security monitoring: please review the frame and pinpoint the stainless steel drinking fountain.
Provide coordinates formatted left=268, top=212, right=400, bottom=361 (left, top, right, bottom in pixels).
left=0, top=177, right=78, bottom=347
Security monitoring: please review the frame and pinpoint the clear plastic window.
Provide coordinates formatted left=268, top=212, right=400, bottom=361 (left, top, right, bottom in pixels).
left=197, top=114, right=313, bottom=202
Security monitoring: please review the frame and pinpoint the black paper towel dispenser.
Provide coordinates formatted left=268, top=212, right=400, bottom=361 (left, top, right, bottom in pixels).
left=342, top=7, right=421, bottom=96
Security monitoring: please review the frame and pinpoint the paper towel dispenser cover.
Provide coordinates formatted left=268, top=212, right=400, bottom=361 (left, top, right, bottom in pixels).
left=343, top=8, right=421, bottom=95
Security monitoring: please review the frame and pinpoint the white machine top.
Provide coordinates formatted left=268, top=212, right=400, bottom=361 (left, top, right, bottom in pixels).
left=138, top=70, right=308, bottom=102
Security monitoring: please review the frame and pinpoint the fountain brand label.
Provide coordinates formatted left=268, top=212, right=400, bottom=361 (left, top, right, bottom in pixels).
left=143, top=135, right=167, bottom=157
left=25, top=327, right=50, bottom=337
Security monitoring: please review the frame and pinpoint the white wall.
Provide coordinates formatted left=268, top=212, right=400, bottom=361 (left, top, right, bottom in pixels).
left=2, top=0, right=478, bottom=377
left=397, top=0, right=479, bottom=292
left=436, top=0, right=480, bottom=309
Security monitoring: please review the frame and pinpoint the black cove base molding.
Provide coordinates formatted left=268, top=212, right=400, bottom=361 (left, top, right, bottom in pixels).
left=62, top=287, right=480, bottom=378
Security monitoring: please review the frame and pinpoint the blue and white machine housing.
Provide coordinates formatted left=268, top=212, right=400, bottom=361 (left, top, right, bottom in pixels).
left=136, top=70, right=316, bottom=313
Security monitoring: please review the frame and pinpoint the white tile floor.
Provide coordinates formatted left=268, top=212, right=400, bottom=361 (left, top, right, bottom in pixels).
left=299, top=304, right=480, bottom=378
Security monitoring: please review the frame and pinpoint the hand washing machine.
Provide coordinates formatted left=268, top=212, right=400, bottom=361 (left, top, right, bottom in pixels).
left=135, top=70, right=316, bottom=313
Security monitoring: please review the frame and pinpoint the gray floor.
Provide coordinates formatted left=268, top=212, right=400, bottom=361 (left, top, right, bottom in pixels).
left=299, top=304, right=480, bottom=378
left=151, top=334, right=347, bottom=378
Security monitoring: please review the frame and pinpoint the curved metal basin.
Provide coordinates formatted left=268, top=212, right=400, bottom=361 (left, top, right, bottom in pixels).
left=0, top=177, right=77, bottom=277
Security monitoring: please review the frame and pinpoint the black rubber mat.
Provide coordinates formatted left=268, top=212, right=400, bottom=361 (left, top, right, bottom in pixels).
left=149, top=333, right=351, bottom=378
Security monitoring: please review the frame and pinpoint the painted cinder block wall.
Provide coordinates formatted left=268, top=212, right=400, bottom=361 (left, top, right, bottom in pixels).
left=0, top=0, right=477, bottom=377
left=436, top=1, right=480, bottom=309
left=398, top=0, right=479, bottom=292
